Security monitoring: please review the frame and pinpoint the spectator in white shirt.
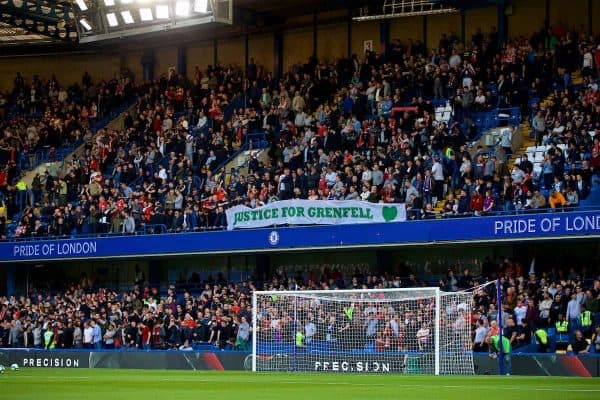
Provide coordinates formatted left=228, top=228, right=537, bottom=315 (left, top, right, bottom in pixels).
left=195, top=111, right=207, bottom=129
left=449, top=49, right=462, bottom=68
left=513, top=300, right=527, bottom=325
left=473, top=320, right=489, bottom=352
left=83, top=321, right=94, bottom=349
left=566, top=294, right=582, bottom=326
left=431, top=155, right=444, bottom=200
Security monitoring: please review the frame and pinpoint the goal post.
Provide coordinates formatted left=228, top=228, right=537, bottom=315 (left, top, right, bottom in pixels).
left=251, top=287, right=477, bottom=375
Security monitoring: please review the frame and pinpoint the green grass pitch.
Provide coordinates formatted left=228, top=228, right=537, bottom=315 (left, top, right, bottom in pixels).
left=1, top=369, right=599, bottom=400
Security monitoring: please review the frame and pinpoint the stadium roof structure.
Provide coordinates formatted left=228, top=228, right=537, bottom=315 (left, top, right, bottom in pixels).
left=0, top=0, right=78, bottom=44
left=0, top=0, right=503, bottom=50
left=0, top=22, right=52, bottom=44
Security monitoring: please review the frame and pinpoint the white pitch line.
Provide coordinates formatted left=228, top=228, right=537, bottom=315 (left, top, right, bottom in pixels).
left=190, top=379, right=600, bottom=392
left=5, top=375, right=600, bottom=392
left=5, top=375, right=91, bottom=379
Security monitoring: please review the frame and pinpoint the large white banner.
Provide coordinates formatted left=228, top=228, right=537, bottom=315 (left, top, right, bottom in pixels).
left=226, top=200, right=406, bottom=230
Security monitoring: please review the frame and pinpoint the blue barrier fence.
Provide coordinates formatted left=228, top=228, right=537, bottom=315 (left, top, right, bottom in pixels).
left=2, top=208, right=600, bottom=263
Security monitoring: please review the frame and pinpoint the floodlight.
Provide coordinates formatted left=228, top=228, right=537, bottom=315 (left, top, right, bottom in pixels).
left=139, top=8, right=153, bottom=21
left=121, top=10, right=135, bottom=24
left=76, top=0, right=88, bottom=11
left=106, top=13, right=119, bottom=27
left=194, top=0, right=208, bottom=13
left=156, top=4, right=169, bottom=19
left=104, top=0, right=115, bottom=5
left=175, top=1, right=190, bottom=17
left=79, top=18, right=92, bottom=31
left=121, top=0, right=134, bottom=4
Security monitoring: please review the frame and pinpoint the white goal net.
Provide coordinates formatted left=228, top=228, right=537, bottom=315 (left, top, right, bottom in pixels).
left=252, top=287, right=476, bottom=375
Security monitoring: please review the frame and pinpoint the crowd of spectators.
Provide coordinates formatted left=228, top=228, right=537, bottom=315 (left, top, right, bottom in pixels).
left=0, top=70, right=137, bottom=238
left=0, top=261, right=598, bottom=355
left=469, top=266, right=600, bottom=355
left=0, top=70, right=135, bottom=166
left=2, top=25, right=600, bottom=239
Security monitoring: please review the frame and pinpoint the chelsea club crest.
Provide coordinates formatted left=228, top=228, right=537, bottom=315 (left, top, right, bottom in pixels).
left=268, top=231, right=280, bottom=246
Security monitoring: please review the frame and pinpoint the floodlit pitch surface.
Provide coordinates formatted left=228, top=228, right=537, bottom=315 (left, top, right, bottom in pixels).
left=1, top=369, right=599, bottom=399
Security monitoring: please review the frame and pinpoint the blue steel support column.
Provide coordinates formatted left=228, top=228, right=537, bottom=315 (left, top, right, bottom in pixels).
left=244, top=33, right=249, bottom=73
left=376, top=251, right=391, bottom=276
left=460, top=9, right=466, bottom=43
left=497, top=1, right=508, bottom=49
left=148, top=260, right=160, bottom=288
left=274, top=31, right=283, bottom=81
left=141, top=49, right=155, bottom=82
left=422, top=16, right=428, bottom=50
left=213, top=38, right=218, bottom=67
left=497, top=278, right=504, bottom=375
left=177, top=46, right=186, bottom=77
left=255, top=254, right=270, bottom=283
left=6, top=264, right=16, bottom=296
left=380, top=19, right=390, bottom=58
left=347, top=9, right=352, bottom=58
left=313, top=12, right=318, bottom=58
left=588, top=0, right=593, bottom=36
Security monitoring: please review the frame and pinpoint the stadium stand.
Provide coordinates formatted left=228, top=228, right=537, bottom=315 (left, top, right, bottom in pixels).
left=0, top=262, right=598, bottom=355
left=1, top=70, right=136, bottom=173
left=2, top=25, right=599, bottom=239
left=1, top=15, right=600, bottom=359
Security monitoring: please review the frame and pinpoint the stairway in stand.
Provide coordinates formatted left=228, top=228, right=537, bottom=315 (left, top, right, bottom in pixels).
left=432, top=70, right=584, bottom=214
left=507, top=70, right=583, bottom=173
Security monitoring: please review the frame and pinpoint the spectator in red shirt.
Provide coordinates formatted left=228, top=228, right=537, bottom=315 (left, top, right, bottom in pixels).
left=470, top=191, right=484, bottom=216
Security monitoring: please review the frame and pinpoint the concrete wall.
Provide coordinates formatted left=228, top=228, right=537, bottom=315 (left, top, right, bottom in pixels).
left=0, top=53, right=120, bottom=92
left=318, top=23, right=348, bottom=62
left=465, top=6, right=498, bottom=42
left=248, top=33, right=274, bottom=73
left=549, top=0, right=588, bottom=32
left=154, top=46, right=178, bottom=78
left=283, top=27, right=313, bottom=71
left=351, top=21, right=381, bottom=57
left=596, top=0, right=600, bottom=35
left=217, top=36, right=244, bottom=68
left=427, top=12, right=461, bottom=49
left=390, top=16, right=424, bottom=43
left=0, top=1, right=594, bottom=92
left=509, top=0, right=546, bottom=38
left=187, top=41, right=214, bottom=74
left=123, top=50, right=144, bottom=84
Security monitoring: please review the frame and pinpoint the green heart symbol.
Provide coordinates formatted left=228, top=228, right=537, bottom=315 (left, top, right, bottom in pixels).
left=382, top=206, right=398, bottom=222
